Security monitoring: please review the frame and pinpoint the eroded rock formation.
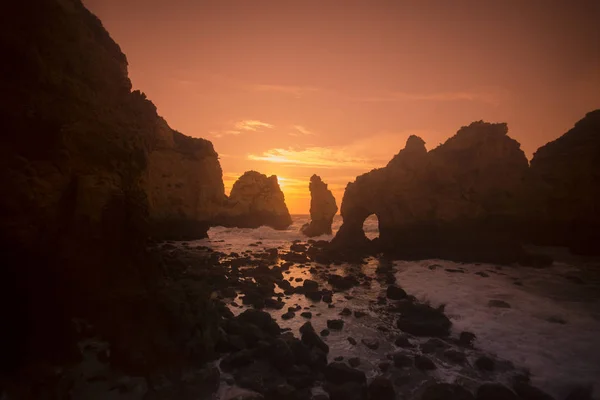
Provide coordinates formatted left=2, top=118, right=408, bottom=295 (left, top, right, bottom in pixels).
left=523, top=110, right=600, bottom=254
left=0, top=0, right=220, bottom=375
left=332, top=123, right=530, bottom=262
left=301, top=175, right=338, bottom=237
left=216, top=171, right=293, bottom=229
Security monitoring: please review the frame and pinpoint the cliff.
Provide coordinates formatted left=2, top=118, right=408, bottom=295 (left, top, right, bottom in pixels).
left=216, top=171, right=293, bottom=229
left=301, top=174, right=338, bottom=237
left=523, top=110, right=600, bottom=254
left=0, top=0, right=220, bottom=376
left=332, top=123, right=530, bottom=263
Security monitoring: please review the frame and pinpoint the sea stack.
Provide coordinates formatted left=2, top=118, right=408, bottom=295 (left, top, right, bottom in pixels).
left=216, top=171, right=293, bottom=229
left=332, top=124, right=530, bottom=263
left=301, top=175, right=338, bottom=237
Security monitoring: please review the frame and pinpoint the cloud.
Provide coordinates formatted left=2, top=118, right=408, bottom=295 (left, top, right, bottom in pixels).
left=249, top=84, right=320, bottom=98
left=248, top=147, right=380, bottom=169
left=350, top=90, right=505, bottom=105
left=234, top=120, right=274, bottom=131
left=288, top=125, right=316, bottom=137
left=211, top=119, right=274, bottom=138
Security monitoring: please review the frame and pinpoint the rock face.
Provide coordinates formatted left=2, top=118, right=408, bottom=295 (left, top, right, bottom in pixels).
left=145, top=126, right=225, bottom=240
left=523, top=110, right=600, bottom=254
left=301, top=174, right=338, bottom=237
left=0, top=0, right=219, bottom=374
left=216, top=171, right=293, bottom=229
left=332, top=123, right=530, bottom=262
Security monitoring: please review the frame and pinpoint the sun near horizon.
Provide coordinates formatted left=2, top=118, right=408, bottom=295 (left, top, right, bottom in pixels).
left=84, top=0, right=600, bottom=214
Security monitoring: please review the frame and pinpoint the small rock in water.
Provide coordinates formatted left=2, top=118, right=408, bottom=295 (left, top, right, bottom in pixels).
left=475, top=355, right=495, bottom=371
left=386, top=285, right=407, bottom=300
left=361, top=338, right=379, bottom=350
left=340, top=307, right=352, bottom=316
left=444, top=349, right=467, bottom=364
left=459, top=331, right=476, bottom=347
left=347, top=337, right=357, bottom=345
left=445, top=268, right=465, bottom=273
left=328, top=304, right=335, bottom=308
left=488, top=299, right=511, bottom=308
left=300, top=312, right=312, bottom=319
left=394, top=336, right=414, bottom=348
left=378, top=362, right=391, bottom=372
left=282, top=311, right=295, bottom=320
left=334, top=356, right=344, bottom=361
left=392, top=352, right=412, bottom=368
left=415, top=355, right=437, bottom=371
left=348, top=357, right=361, bottom=367
left=353, top=311, right=367, bottom=318
left=327, top=319, right=344, bottom=330
left=320, top=329, right=330, bottom=337
left=475, top=271, right=490, bottom=278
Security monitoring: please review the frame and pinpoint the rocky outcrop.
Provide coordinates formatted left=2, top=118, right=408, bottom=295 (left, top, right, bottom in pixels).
left=216, top=171, right=292, bottom=229
left=301, top=175, right=338, bottom=237
left=0, top=0, right=219, bottom=376
left=523, top=110, right=600, bottom=254
left=145, top=124, right=225, bottom=240
left=332, top=123, right=530, bottom=263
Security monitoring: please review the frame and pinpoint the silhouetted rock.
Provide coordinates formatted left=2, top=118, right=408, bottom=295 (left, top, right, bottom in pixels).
left=324, top=362, right=367, bottom=385
left=476, top=383, right=517, bottom=400
left=301, top=175, right=338, bottom=237
left=421, top=383, right=475, bottom=400
left=332, top=124, right=530, bottom=264
left=368, top=376, right=395, bottom=400
left=523, top=110, right=600, bottom=255
left=216, top=171, right=292, bottom=229
left=395, top=302, right=451, bottom=337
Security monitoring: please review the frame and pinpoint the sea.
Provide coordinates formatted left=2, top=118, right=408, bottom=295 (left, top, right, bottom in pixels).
left=196, top=215, right=600, bottom=399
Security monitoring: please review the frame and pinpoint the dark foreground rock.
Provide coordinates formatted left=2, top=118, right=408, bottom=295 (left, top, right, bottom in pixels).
left=422, top=383, right=475, bottom=400
left=394, top=302, right=452, bottom=337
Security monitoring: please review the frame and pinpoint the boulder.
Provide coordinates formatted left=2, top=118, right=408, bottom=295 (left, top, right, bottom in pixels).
left=395, top=302, right=452, bottom=337
left=421, top=383, right=475, bottom=400
left=301, top=175, right=338, bottom=237
left=476, top=383, right=517, bottom=400
left=215, top=171, right=292, bottom=229
left=324, top=362, right=367, bottom=385
left=368, top=376, right=395, bottom=400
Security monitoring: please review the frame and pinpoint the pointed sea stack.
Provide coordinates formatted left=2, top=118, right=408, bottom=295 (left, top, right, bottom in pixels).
left=301, top=175, right=338, bottom=237
left=216, top=171, right=293, bottom=229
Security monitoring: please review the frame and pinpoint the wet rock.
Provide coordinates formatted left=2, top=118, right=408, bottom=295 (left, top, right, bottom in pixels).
left=301, top=312, right=313, bottom=319
left=311, top=386, right=330, bottom=400
left=340, top=308, right=352, bottom=316
left=324, top=362, right=367, bottom=385
left=305, top=291, right=323, bottom=302
left=378, top=362, right=391, bottom=372
left=446, top=268, right=465, bottom=273
left=222, top=387, right=265, bottom=400
left=322, top=292, right=333, bottom=303
left=348, top=357, right=361, bottom=367
left=394, top=336, right=414, bottom=348
left=264, top=298, right=285, bottom=310
left=414, top=355, right=436, bottom=371
left=475, top=272, right=490, bottom=278
left=328, top=274, right=359, bottom=291
left=368, top=376, right=395, bottom=400
left=386, top=285, right=407, bottom=300
left=327, top=319, right=344, bottom=330
left=347, top=337, right=357, bottom=345
left=459, top=331, right=476, bottom=347
left=300, top=322, right=329, bottom=354
left=268, top=338, right=295, bottom=370
left=324, top=382, right=367, bottom=400
left=488, top=300, right=511, bottom=308
left=361, top=338, right=379, bottom=350
left=237, top=309, right=281, bottom=336
left=334, top=356, right=344, bottom=362
left=395, top=302, right=451, bottom=337
left=291, top=243, right=307, bottom=252
left=303, top=279, right=319, bottom=291
left=444, top=349, right=466, bottom=364
left=392, top=352, right=412, bottom=368
left=421, top=383, right=475, bottom=400
left=513, top=383, right=555, bottom=400
left=353, top=311, right=367, bottom=318
left=220, top=349, right=256, bottom=372
left=476, top=383, right=517, bottom=400
left=282, top=311, right=295, bottom=320
left=475, top=356, right=495, bottom=371
left=420, top=338, right=449, bottom=354
left=320, top=329, right=330, bottom=337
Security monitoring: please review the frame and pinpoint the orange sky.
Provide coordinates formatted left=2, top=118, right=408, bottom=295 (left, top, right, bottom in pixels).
left=84, top=0, right=600, bottom=214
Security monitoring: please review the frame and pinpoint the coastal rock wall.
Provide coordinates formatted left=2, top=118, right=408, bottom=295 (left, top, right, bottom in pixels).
left=523, top=110, right=600, bottom=254
left=333, top=123, right=530, bottom=262
left=0, top=0, right=220, bottom=373
left=216, top=171, right=293, bottom=229
left=301, top=174, right=338, bottom=237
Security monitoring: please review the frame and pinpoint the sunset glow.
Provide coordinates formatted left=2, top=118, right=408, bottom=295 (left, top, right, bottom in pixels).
left=84, top=0, right=600, bottom=213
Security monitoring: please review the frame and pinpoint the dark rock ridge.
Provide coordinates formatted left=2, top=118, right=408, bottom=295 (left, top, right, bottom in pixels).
left=523, top=109, right=600, bottom=255
left=301, top=174, right=338, bottom=237
left=216, top=171, right=293, bottom=230
left=332, top=124, right=530, bottom=263
left=0, top=0, right=221, bottom=376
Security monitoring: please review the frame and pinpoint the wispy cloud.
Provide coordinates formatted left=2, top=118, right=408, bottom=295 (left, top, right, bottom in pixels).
left=249, top=84, right=320, bottom=98
left=350, top=90, right=504, bottom=105
left=211, top=119, right=274, bottom=138
left=248, top=147, right=379, bottom=169
left=234, top=120, right=274, bottom=131
left=288, top=125, right=316, bottom=137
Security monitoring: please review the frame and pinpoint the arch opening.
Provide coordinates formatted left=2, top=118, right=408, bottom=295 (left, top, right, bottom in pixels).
left=362, top=214, right=380, bottom=240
